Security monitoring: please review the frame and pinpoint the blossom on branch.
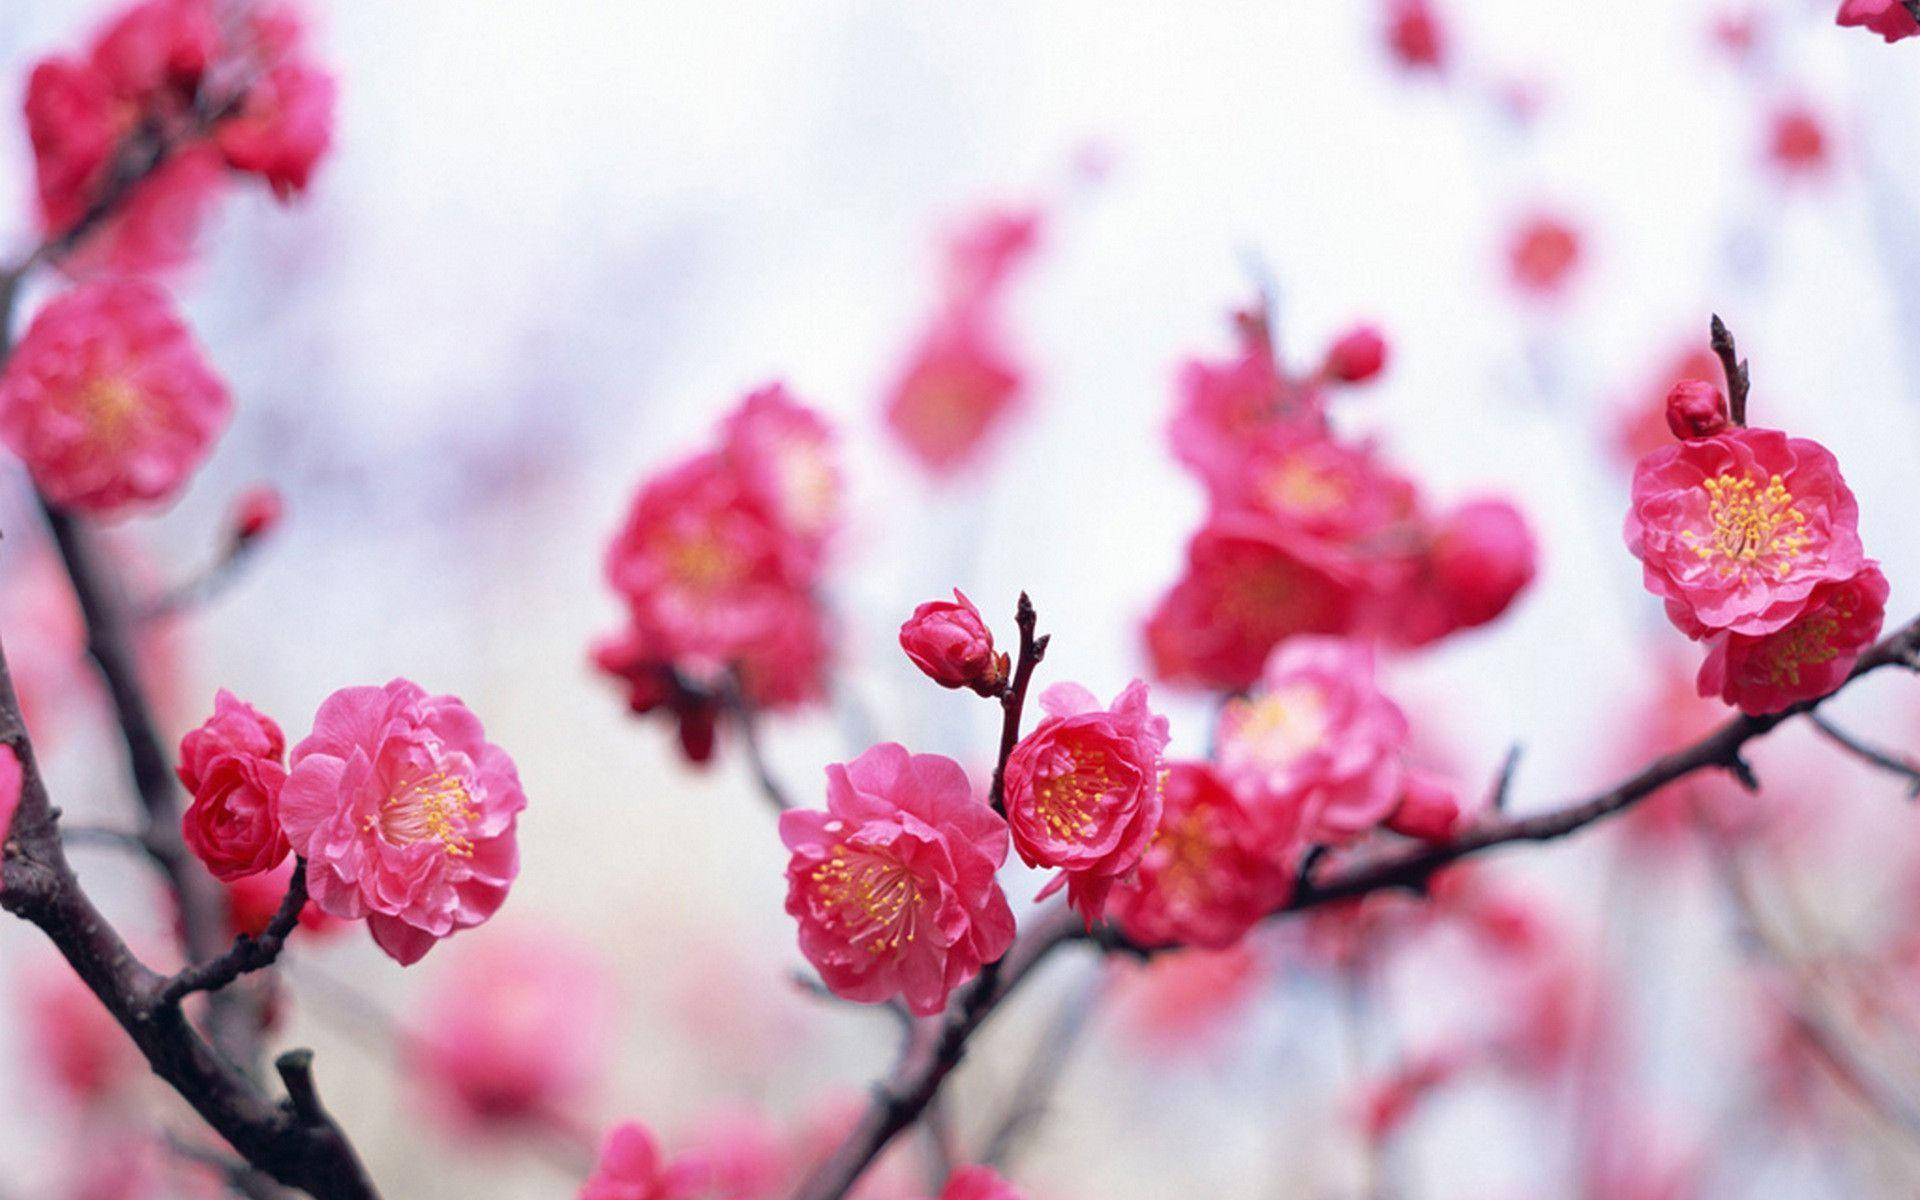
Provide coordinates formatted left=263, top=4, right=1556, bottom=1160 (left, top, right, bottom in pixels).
left=176, top=689, right=290, bottom=882
left=1697, top=564, right=1888, bottom=714
left=1837, top=0, right=1920, bottom=42
left=899, top=589, right=1007, bottom=695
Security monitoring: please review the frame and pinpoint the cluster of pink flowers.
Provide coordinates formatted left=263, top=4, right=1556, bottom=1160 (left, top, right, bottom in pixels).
left=882, top=207, right=1041, bottom=476
left=24, top=0, right=334, bottom=274
left=1837, top=0, right=1920, bottom=42
left=1147, top=311, right=1536, bottom=692
left=1625, top=380, right=1885, bottom=713
left=175, top=679, right=525, bottom=965
left=595, top=385, right=841, bottom=764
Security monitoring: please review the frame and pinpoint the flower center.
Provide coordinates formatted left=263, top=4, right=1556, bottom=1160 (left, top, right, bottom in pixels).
left=73, top=377, right=145, bottom=450
left=1228, top=684, right=1329, bottom=769
left=1154, top=807, right=1218, bottom=901
left=1681, top=473, right=1810, bottom=582
left=1749, top=601, right=1852, bottom=688
left=1034, top=749, right=1120, bottom=841
left=374, top=770, right=477, bottom=857
left=1262, top=458, right=1348, bottom=516
left=666, top=534, right=742, bottom=594
left=810, top=846, right=925, bottom=954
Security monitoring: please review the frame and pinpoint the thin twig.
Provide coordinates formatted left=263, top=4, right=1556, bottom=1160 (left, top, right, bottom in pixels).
left=1807, top=712, right=1920, bottom=798
left=722, top=672, right=796, bottom=812
left=159, top=860, right=308, bottom=1005
left=986, top=593, right=1048, bottom=815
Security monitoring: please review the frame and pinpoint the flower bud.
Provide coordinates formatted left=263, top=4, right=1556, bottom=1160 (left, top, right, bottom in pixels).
left=1431, top=498, right=1537, bottom=630
left=1664, top=379, right=1729, bottom=440
left=1322, top=325, right=1389, bottom=384
left=231, top=484, right=284, bottom=544
left=900, top=589, right=1008, bottom=695
left=1385, top=771, right=1461, bottom=842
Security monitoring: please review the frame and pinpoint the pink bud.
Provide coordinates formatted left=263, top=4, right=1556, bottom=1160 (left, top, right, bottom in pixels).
left=899, top=589, right=1008, bottom=696
left=1322, top=325, right=1389, bottom=384
left=231, top=485, right=284, bottom=544
left=1386, top=771, right=1460, bottom=842
left=1431, top=498, right=1537, bottom=630
left=1663, top=379, right=1729, bottom=440
left=1386, top=0, right=1447, bottom=71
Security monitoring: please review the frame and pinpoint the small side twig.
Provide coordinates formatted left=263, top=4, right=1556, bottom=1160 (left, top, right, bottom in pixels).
left=158, top=860, right=308, bottom=1006
left=722, top=672, right=796, bottom=813
left=986, top=593, right=1048, bottom=815
left=1709, top=314, right=1751, bottom=427
left=1807, top=712, right=1920, bottom=798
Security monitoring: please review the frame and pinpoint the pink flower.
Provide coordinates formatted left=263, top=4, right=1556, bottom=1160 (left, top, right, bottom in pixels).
left=580, top=1122, right=704, bottom=1200
left=176, top=690, right=290, bottom=882
left=1216, top=638, right=1410, bottom=845
left=1698, top=565, right=1887, bottom=714
left=883, top=321, right=1024, bottom=477
left=1838, top=0, right=1920, bottom=41
left=718, top=383, right=842, bottom=571
left=1204, top=427, right=1420, bottom=546
left=22, top=58, right=121, bottom=238
left=86, top=0, right=219, bottom=101
left=223, top=857, right=343, bottom=939
left=278, top=679, right=526, bottom=966
left=781, top=743, right=1015, bottom=1016
left=216, top=60, right=335, bottom=200
left=0, top=746, right=21, bottom=892
left=412, top=931, right=614, bottom=1128
left=1385, top=0, right=1447, bottom=71
left=22, top=965, right=142, bottom=1105
left=1377, top=497, right=1537, bottom=644
left=1507, top=214, right=1583, bottom=296
left=1321, top=324, right=1389, bottom=384
left=1168, top=335, right=1321, bottom=487
left=943, top=206, right=1043, bottom=308
left=0, top=280, right=230, bottom=514
left=1768, top=103, right=1830, bottom=176
left=1108, top=761, right=1296, bottom=950
left=899, top=590, right=1007, bottom=695
left=1665, top=379, right=1729, bottom=441
left=1614, top=346, right=1726, bottom=465
left=1625, top=427, right=1865, bottom=638
left=1003, top=680, right=1170, bottom=924
left=937, top=1166, right=1028, bottom=1200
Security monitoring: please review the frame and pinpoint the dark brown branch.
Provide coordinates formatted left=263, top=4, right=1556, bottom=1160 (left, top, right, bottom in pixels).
left=160, top=860, right=308, bottom=1005
left=1807, top=712, right=1920, bottom=797
left=986, top=593, right=1048, bottom=815
left=722, top=672, right=796, bottom=812
left=1709, top=314, right=1751, bottom=427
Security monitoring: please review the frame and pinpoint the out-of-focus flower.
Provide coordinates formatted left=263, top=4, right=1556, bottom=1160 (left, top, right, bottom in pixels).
left=278, top=679, right=525, bottom=965
left=1168, top=331, right=1319, bottom=488
left=412, top=931, right=615, bottom=1128
left=719, top=383, right=842, bottom=571
left=580, top=1122, right=704, bottom=1200
left=899, top=589, right=1007, bottom=695
left=1507, top=213, right=1583, bottom=297
left=215, top=59, right=335, bottom=199
left=1767, top=103, right=1830, bottom=176
left=176, top=690, right=290, bottom=881
left=1003, top=680, right=1170, bottom=924
left=223, top=856, right=344, bottom=939
left=1114, top=942, right=1266, bottom=1051
left=1837, top=0, right=1920, bottom=41
left=883, top=322, right=1024, bottom=477
left=1626, top=428, right=1865, bottom=638
left=1321, top=324, right=1389, bottom=384
left=1384, top=0, right=1447, bottom=72
left=781, top=744, right=1015, bottom=1016
left=230, top=483, right=285, bottom=544
left=1381, top=497, right=1537, bottom=643
left=1108, top=761, right=1295, bottom=949
left=21, top=964, right=142, bottom=1106
left=1665, top=380, right=1730, bottom=441
left=0, top=280, right=230, bottom=514
left=935, top=1166, right=1028, bottom=1200
left=1698, top=565, right=1887, bottom=713
left=1354, top=1045, right=1467, bottom=1145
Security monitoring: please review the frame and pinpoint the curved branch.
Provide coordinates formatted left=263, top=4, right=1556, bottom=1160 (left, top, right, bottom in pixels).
left=160, top=859, right=309, bottom=1005
left=1807, top=712, right=1920, bottom=797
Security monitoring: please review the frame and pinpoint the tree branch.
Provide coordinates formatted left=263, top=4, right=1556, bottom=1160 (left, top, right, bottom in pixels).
left=159, top=860, right=308, bottom=1005
left=987, top=593, right=1048, bottom=815
left=1806, top=712, right=1920, bottom=797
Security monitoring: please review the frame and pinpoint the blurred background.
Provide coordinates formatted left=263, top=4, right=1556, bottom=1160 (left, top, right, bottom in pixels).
left=4, top=0, right=1920, bottom=1196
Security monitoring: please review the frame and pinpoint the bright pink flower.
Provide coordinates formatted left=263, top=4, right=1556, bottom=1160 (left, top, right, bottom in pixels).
left=1384, top=770, right=1462, bottom=842
left=176, top=689, right=290, bottom=882
left=1625, top=427, right=1865, bottom=638
left=781, top=744, right=1015, bottom=1016
left=719, top=383, right=842, bottom=570
left=0, top=280, right=230, bottom=514
left=1378, top=496, right=1537, bottom=644
left=1205, top=428, right=1420, bottom=546
left=1321, top=324, right=1389, bottom=384
left=1145, top=518, right=1361, bottom=693
left=900, top=589, right=1007, bottom=695
left=0, top=746, right=21, bottom=891
left=412, top=931, right=614, bottom=1128
left=883, top=321, right=1024, bottom=476
left=1768, top=104, right=1830, bottom=176
left=223, top=857, right=343, bottom=939
left=1665, top=379, right=1729, bottom=441
left=937, top=1166, right=1027, bottom=1200
left=1698, top=565, right=1887, bottom=714
left=1614, top=346, right=1726, bottom=464
left=22, top=58, right=121, bottom=237
left=1216, top=638, right=1410, bottom=845
left=216, top=60, right=335, bottom=199
left=1168, top=336, right=1321, bottom=487
left=1838, top=0, right=1920, bottom=41
left=87, top=0, right=219, bottom=101
left=1003, top=680, right=1170, bottom=924
left=1385, top=0, right=1447, bottom=71
left=1507, top=214, right=1583, bottom=296
left=278, top=679, right=525, bottom=966
left=580, top=1122, right=703, bottom=1200
left=1108, top=761, right=1295, bottom=950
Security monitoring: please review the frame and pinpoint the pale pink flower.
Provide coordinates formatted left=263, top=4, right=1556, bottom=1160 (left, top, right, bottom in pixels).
left=1114, top=943, right=1266, bottom=1052
left=1697, top=565, right=1887, bottom=714
left=278, top=679, right=525, bottom=966
left=1768, top=103, right=1830, bottom=177
left=1838, top=0, right=1920, bottom=41
left=1626, top=427, right=1865, bottom=638
left=1168, top=335, right=1321, bottom=487
left=1205, top=427, right=1420, bottom=546
left=1507, top=213, right=1583, bottom=297
left=580, top=1122, right=704, bottom=1200
left=22, top=964, right=142, bottom=1105
left=1216, top=638, right=1409, bottom=845
left=412, top=931, right=614, bottom=1128
left=1108, top=761, right=1296, bottom=950
left=1003, top=680, right=1170, bottom=924
left=899, top=589, right=1007, bottom=695
left=0, top=280, right=230, bottom=514
left=719, top=383, right=842, bottom=570
left=781, top=744, right=1015, bottom=1016
left=177, top=690, right=290, bottom=882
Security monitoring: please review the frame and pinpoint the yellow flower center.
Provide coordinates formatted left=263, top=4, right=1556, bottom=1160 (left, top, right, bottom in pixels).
left=1750, top=598, right=1853, bottom=688
left=666, top=534, right=742, bottom=594
left=1227, top=684, right=1329, bottom=768
left=1262, top=458, right=1348, bottom=516
left=372, top=770, right=477, bottom=858
left=1681, top=473, right=1810, bottom=582
left=74, top=377, right=146, bottom=450
left=1035, top=749, right=1121, bottom=841
left=810, top=846, right=925, bottom=954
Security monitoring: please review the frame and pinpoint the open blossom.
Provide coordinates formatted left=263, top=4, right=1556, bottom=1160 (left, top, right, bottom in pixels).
left=719, top=384, right=842, bottom=571
left=1838, top=0, right=1920, bottom=41
left=883, top=321, right=1024, bottom=476
left=278, top=680, right=525, bottom=966
left=1205, top=427, right=1420, bottom=545
left=1626, top=427, right=1865, bottom=638
left=1168, top=333, right=1322, bottom=488
left=412, top=932, right=614, bottom=1128
left=215, top=59, right=335, bottom=199
left=0, top=280, right=231, bottom=514
left=900, top=590, right=1007, bottom=694
left=176, top=690, right=290, bottom=881
left=782, top=744, right=1015, bottom=1016
left=1003, top=680, right=1170, bottom=924
left=1107, top=761, right=1296, bottom=950
left=1216, top=638, right=1410, bottom=845
left=580, top=1122, right=705, bottom=1200
left=1698, top=565, right=1887, bottom=714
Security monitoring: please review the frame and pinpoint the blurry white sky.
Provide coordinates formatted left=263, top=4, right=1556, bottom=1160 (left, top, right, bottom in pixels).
left=3, top=1, right=1920, bottom=1197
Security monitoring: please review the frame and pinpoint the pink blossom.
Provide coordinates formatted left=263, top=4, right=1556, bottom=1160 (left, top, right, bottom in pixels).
left=1768, top=103, right=1830, bottom=177
left=1614, top=346, right=1726, bottom=465
left=216, top=60, right=335, bottom=199
left=0, top=280, right=230, bottom=514
left=1625, top=427, right=1865, bottom=638
left=1378, top=496, right=1537, bottom=643
left=1168, top=335, right=1321, bottom=487
left=580, top=1122, right=704, bottom=1200
left=1507, top=214, right=1583, bottom=296
left=176, top=690, right=290, bottom=882
left=1115, top=943, right=1266, bottom=1051
left=278, top=679, right=525, bottom=966
left=1384, top=770, right=1462, bottom=842
left=781, top=743, right=1015, bottom=1016
left=87, top=0, right=219, bottom=101
left=883, top=321, right=1024, bottom=476
left=22, top=965, right=142, bottom=1105
left=718, top=383, right=842, bottom=571
left=1665, top=379, right=1729, bottom=441
left=1003, top=680, right=1170, bottom=924
left=1838, top=0, right=1920, bottom=41
left=411, top=931, right=614, bottom=1128
left=1108, top=761, right=1295, bottom=950
left=1216, top=638, right=1409, bottom=845
left=1204, top=428, right=1420, bottom=546
left=1385, top=0, right=1447, bottom=71
left=22, top=57, right=121, bottom=238
left=899, top=590, right=1007, bottom=695
left=943, top=206, right=1043, bottom=307
left=936, top=1166, right=1027, bottom=1200
left=1698, top=565, right=1887, bottom=714
left=1321, top=324, right=1389, bottom=384
left=223, top=857, right=343, bottom=940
